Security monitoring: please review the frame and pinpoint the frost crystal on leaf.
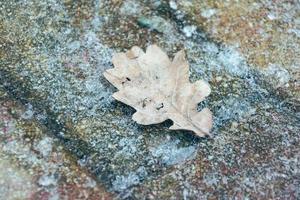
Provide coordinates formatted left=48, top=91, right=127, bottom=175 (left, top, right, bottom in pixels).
left=104, top=45, right=212, bottom=137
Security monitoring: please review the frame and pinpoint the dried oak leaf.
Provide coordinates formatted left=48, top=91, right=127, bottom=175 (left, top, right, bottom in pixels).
left=104, top=45, right=212, bottom=137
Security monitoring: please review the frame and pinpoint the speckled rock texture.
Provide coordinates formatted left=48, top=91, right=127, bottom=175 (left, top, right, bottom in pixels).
left=0, top=0, right=299, bottom=199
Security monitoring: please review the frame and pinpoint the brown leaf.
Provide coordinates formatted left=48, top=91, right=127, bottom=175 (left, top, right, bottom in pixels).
left=104, top=45, right=212, bottom=137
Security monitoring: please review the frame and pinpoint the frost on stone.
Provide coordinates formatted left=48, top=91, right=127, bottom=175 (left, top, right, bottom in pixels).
left=112, top=166, right=147, bottom=192
left=103, top=45, right=213, bottom=137
left=263, top=64, right=290, bottom=88
left=120, top=0, right=142, bottom=16
left=201, top=8, right=217, bottom=18
left=150, top=138, right=197, bottom=165
left=183, top=25, right=197, bottom=37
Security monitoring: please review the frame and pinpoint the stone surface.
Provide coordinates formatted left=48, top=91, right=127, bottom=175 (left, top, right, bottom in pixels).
left=0, top=0, right=299, bottom=199
left=0, top=88, right=113, bottom=199
left=176, top=0, right=300, bottom=99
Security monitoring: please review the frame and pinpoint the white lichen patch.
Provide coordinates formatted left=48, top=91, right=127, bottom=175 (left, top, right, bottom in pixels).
left=263, top=64, right=291, bottom=88
left=216, top=47, right=248, bottom=76
left=201, top=8, right=217, bottom=18
left=138, top=16, right=174, bottom=34
left=38, top=173, right=58, bottom=187
left=120, top=0, right=142, bottom=16
left=35, top=137, right=53, bottom=158
left=215, top=97, right=256, bottom=123
left=184, top=40, right=250, bottom=78
left=169, top=1, right=178, bottom=10
left=150, top=138, right=197, bottom=166
left=114, top=138, right=139, bottom=158
left=112, top=172, right=140, bottom=192
left=183, top=25, right=197, bottom=37
left=112, top=166, right=147, bottom=192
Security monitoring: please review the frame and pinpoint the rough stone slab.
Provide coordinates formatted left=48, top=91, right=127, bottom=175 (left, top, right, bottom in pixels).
left=0, top=0, right=299, bottom=199
left=0, top=88, right=113, bottom=199
left=175, top=0, right=300, bottom=98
